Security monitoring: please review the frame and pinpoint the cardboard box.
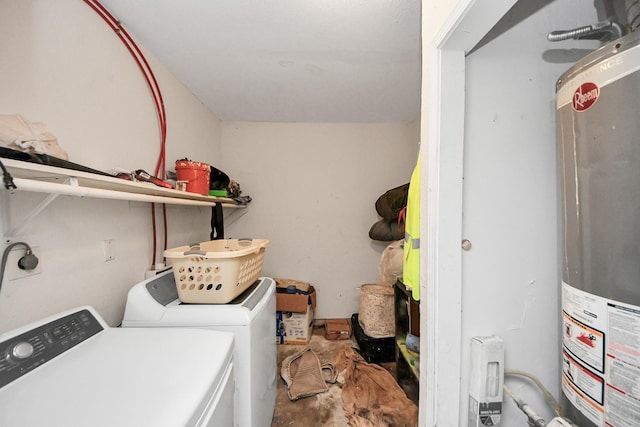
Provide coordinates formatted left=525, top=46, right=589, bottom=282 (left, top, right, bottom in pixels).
left=276, top=285, right=316, bottom=313
left=276, top=307, right=314, bottom=345
left=276, top=285, right=316, bottom=345
left=325, top=318, right=351, bottom=340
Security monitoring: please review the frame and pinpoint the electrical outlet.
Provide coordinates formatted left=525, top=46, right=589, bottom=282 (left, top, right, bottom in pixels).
left=104, top=239, right=115, bottom=262
left=6, top=246, right=42, bottom=281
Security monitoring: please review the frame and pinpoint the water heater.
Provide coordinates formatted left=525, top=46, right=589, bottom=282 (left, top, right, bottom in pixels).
left=557, top=30, right=640, bottom=427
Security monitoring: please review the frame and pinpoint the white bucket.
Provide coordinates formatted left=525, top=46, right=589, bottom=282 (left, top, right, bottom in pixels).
left=359, top=284, right=395, bottom=338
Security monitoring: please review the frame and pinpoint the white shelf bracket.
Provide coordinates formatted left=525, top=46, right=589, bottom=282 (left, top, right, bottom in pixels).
left=3, top=177, right=77, bottom=243
left=224, top=205, right=248, bottom=227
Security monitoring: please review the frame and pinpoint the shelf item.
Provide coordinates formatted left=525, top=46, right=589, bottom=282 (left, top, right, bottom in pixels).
left=396, top=339, right=420, bottom=405
left=394, top=280, right=419, bottom=403
left=396, top=337, right=420, bottom=378
left=394, top=280, right=420, bottom=342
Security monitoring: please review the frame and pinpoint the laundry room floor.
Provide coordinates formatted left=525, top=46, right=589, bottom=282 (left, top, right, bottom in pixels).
left=271, top=323, right=418, bottom=427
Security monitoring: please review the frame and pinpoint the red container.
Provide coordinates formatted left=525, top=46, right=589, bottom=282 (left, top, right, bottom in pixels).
left=175, top=160, right=211, bottom=195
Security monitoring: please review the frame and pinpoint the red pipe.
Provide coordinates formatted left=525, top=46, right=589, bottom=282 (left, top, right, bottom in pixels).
left=84, top=1, right=167, bottom=169
left=84, top=0, right=169, bottom=265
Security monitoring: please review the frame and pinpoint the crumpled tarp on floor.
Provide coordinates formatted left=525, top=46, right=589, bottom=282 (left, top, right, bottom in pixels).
left=336, top=347, right=418, bottom=427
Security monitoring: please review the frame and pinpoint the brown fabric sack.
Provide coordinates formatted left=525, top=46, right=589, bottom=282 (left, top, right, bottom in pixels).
left=337, top=347, right=418, bottom=427
left=280, top=346, right=337, bottom=401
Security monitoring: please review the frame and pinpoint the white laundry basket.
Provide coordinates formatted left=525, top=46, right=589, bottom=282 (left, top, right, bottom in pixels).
left=164, top=238, right=269, bottom=303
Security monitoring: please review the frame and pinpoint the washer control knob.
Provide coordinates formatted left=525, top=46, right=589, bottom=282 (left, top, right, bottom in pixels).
left=9, top=342, right=34, bottom=361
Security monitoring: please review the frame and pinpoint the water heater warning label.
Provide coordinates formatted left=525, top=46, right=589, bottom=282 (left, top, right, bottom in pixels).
left=562, top=350, right=604, bottom=404
left=563, top=311, right=605, bottom=372
left=562, top=282, right=640, bottom=427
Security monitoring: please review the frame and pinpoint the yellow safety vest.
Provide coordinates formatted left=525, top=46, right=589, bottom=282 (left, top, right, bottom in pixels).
left=403, top=153, right=420, bottom=300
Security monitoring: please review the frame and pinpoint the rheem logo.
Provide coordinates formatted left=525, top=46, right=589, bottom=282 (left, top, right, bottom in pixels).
left=572, top=82, right=599, bottom=111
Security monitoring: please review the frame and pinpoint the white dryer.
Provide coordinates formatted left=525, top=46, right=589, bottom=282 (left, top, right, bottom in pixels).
left=0, top=306, right=235, bottom=427
left=122, top=269, right=276, bottom=427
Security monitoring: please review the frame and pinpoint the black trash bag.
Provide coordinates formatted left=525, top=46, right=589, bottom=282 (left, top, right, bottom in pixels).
left=210, top=166, right=230, bottom=190
left=369, top=183, right=409, bottom=241
left=375, top=183, right=409, bottom=221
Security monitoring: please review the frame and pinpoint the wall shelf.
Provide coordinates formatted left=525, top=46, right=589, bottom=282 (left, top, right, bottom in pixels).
left=1, top=158, right=246, bottom=241
left=1, top=158, right=242, bottom=206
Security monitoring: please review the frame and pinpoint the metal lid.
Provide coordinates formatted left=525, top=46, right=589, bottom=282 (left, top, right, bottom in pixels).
left=556, top=30, right=640, bottom=92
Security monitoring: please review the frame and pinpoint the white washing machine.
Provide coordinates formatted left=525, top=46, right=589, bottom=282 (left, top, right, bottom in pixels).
left=122, top=269, right=276, bottom=427
left=0, top=306, right=235, bottom=427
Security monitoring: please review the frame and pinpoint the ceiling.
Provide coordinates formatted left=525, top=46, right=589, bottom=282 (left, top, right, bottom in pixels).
left=98, top=0, right=422, bottom=123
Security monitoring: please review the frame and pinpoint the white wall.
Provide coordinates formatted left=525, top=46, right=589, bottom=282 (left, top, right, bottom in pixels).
left=221, top=121, right=419, bottom=319
left=422, top=0, right=602, bottom=425
left=462, top=2, right=601, bottom=423
left=0, top=0, right=221, bottom=332
left=0, top=0, right=420, bottom=332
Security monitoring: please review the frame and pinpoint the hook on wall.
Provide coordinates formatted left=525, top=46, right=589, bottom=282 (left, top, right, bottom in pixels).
left=0, top=241, right=40, bottom=293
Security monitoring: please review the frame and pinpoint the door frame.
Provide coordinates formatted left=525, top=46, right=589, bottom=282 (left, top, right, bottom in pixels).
left=419, top=1, right=518, bottom=425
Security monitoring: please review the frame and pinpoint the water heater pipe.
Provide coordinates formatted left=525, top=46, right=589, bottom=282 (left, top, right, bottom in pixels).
left=547, top=19, right=624, bottom=42
left=503, top=383, right=547, bottom=427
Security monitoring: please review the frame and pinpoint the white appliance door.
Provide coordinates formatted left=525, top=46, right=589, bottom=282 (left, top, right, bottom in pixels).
left=0, top=326, right=234, bottom=427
